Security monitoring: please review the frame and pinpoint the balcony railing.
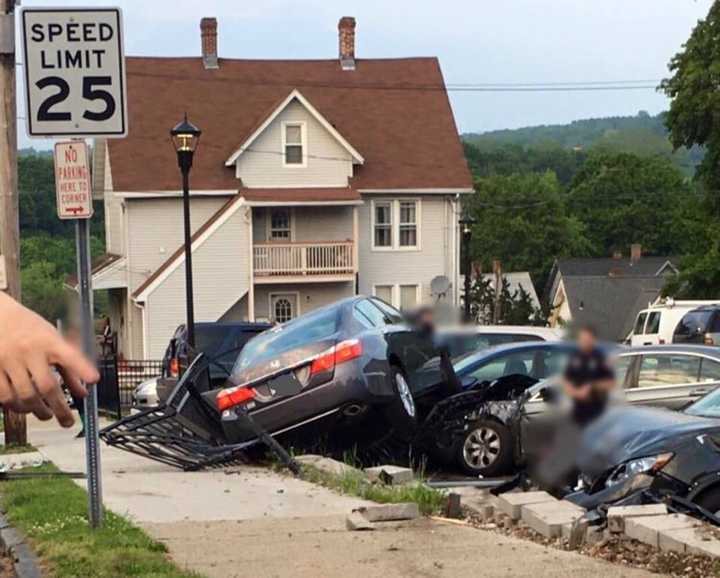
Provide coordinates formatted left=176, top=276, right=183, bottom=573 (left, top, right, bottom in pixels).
left=254, top=241, right=355, bottom=278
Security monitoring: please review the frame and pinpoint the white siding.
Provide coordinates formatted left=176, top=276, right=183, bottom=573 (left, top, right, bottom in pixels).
left=254, top=282, right=353, bottom=322
left=143, top=205, right=252, bottom=358
left=358, top=195, right=455, bottom=304
left=235, top=99, right=354, bottom=188
left=125, top=197, right=228, bottom=294
left=102, top=146, right=126, bottom=256
left=252, top=206, right=353, bottom=243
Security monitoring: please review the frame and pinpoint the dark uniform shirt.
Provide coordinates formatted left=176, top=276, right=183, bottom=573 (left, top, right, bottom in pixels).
left=563, top=347, right=615, bottom=425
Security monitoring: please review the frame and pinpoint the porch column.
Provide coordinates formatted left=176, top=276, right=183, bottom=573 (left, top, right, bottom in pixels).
left=248, top=208, right=256, bottom=321
left=352, top=205, right=359, bottom=293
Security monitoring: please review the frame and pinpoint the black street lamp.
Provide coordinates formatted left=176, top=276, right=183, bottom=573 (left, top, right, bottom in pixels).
left=459, top=214, right=477, bottom=323
left=170, top=114, right=202, bottom=348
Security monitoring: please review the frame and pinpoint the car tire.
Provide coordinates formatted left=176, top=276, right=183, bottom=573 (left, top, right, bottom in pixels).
left=694, top=487, right=720, bottom=517
left=454, top=419, right=513, bottom=477
left=383, top=365, right=418, bottom=441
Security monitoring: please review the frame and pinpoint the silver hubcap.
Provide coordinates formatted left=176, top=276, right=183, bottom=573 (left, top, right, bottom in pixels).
left=395, top=373, right=416, bottom=418
left=463, top=427, right=501, bottom=469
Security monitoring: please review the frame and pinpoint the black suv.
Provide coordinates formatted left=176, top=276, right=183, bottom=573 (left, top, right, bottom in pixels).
left=159, top=322, right=272, bottom=399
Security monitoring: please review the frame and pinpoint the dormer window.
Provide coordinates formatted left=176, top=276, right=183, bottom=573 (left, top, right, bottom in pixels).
left=283, top=122, right=306, bottom=167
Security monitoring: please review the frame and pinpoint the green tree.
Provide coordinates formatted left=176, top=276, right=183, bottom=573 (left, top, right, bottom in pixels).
left=20, top=261, right=67, bottom=323
left=466, top=276, right=547, bottom=325
left=464, top=171, right=590, bottom=290
left=662, top=0, right=720, bottom=210
left=566, top=152, right=704, bottom=257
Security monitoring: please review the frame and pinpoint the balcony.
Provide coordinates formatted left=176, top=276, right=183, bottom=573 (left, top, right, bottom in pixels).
left=253, top=241, right=355, bottom=283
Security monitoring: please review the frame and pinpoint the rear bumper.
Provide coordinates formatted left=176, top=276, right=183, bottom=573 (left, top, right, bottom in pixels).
left=220, top=360, right=387, bottom=442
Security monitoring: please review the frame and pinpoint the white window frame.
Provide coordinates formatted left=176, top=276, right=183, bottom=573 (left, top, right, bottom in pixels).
left=399, top=283, right=422, bottom=310
left=268, top=292, right=301, bottom=322
left=373, top=284, right=422, bottom=309
left=281, top=121, right=307, bottom=168
left=370, top=199, right=421, bottom=251
left=265, top=207, right=295, bottom=242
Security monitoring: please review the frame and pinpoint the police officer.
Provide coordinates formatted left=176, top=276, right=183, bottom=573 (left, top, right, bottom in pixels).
left=563, top=324, right=615, bottom=425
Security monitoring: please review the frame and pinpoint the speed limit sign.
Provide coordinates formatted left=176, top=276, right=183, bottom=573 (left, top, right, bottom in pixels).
left=21, top=8, right=127, bottom=138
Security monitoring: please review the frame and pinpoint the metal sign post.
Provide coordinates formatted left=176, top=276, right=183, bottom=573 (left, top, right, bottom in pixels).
left=24, top=6, right=128, bottom=531
left=75, top=216, right=103, bottom=528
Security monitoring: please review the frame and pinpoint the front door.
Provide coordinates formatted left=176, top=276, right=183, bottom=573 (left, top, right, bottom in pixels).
left=270, top=294, right=298, bottom=324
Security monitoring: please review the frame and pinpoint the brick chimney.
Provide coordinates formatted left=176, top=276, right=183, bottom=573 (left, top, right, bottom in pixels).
left=201, top=17, right=219, bottom=69
left=630, top=243, right=642, bottom=263
left=338, top=17, right=356, bottom=70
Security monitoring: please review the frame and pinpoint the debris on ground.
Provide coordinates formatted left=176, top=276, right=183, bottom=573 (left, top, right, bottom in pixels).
left=364, top=465, right=414, bottom=485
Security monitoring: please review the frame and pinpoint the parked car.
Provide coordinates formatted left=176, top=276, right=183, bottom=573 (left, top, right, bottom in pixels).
left=207, top=296, right=441, bottom=447
left=441, top=344, right=720, bottom=476
left=438, top=326, right=564, bottom=359
left=629, top=300, right=720, bottom=346
left=673, top=305, right=720, bottom=346
left=133, top=321, right=272, bottom=411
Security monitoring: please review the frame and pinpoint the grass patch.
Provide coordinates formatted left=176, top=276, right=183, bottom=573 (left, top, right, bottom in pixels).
left=1, top=464, right=201, bottom=578
left=300, top=463, right=447, bottom=516
left=0, top=444, right=37, bottom=455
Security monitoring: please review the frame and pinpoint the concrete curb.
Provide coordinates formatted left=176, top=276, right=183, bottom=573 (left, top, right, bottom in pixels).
left=0, top=512, right=42, bottom=578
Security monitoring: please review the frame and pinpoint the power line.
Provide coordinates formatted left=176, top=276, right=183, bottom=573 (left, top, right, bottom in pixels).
left=126, top=70, right=660, bottom=93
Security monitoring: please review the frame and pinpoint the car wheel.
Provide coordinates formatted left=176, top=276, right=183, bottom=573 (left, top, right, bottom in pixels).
left=383, top=365, right=418, bottom=440
left=455, top=419, right=513, bottom=477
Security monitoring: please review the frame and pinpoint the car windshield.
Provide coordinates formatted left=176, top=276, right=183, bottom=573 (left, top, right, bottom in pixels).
left=685, top=387, right=720, bottom=418
left=675, top=311, right=714, bottom=336
left=232, top=308, right=339, bottom=373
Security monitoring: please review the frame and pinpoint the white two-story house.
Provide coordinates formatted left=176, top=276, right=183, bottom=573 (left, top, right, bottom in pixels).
left=89, top=16, right=473, bottom=359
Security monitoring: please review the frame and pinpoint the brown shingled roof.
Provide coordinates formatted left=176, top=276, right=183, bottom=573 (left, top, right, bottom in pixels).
left=108, top=57, right=472, bottom=193
left=241, top=188, right=360, bottom=202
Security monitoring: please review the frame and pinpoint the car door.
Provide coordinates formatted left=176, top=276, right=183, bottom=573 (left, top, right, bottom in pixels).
left=694, top=356, right=720, bottom=399
left=630, top=312, right=648, bottom=346
left=624, top=352, right=702, bottom=409
left=642, top=311, right=662, bottom=346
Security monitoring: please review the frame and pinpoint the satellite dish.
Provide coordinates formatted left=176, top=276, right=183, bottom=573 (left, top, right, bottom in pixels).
left=431, top=276, right=452, bottom=299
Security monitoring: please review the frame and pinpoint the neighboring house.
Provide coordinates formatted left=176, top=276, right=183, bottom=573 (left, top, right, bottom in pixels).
left=545, top=244, right=679, bottom=341
left=84, top=17, right=472, bottom=359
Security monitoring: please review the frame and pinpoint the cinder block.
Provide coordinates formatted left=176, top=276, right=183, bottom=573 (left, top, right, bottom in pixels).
left=354, top=503, right=420, bottom=522
left=496, top=491, right=556, bottom=521
left=365, top=465, right=414, bottom=485
left=607, top=504, right=668, bottom=533
left=296, top=455, right=363, bottom=477
left=346, top=511, right=374, bottom=531
left=521, top=500, right=585, bottom=538
left=661, top=526, right=720, bottom=557
left=625, top=514, right=696, bottom=548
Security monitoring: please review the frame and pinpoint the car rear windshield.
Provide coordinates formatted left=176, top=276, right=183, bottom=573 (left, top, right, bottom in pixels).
left=674, top=311, right=715, bottom=336
left=233, top=308, right=339, bottom=372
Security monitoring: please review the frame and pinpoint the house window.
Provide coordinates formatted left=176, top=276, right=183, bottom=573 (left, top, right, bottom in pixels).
left=374, top=202, right=393, bottom=247
left=269, top=208, right=292, bottom=241
left=372, top=200, right=421, bottom=250
left=270, top=294, right=298, bottom=323
left=374, top=285, right=394, bottom=304
left=399, top=201, right=418, bottom=247
left=283, top=123, right=304, bottom=165
left=400, top=285, right=419, bottom=310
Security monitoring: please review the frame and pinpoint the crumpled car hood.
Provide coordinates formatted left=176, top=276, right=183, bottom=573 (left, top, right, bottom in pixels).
left=577, top=406, right=720, bottom=479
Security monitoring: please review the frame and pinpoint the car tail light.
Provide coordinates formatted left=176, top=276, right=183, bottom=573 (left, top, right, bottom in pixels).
left=216, top=386, right=256, bottom=411
left=310, top=339, right=363, bottom=378
left=169, top=357, right=180, bottom=378
left=659, top=339, right=666, bottom=345
left=705, top=333, right=715, bottom=346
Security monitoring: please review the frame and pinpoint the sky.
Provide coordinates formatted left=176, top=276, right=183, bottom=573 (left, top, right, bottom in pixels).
left=16, top=0, right=715, bottom=149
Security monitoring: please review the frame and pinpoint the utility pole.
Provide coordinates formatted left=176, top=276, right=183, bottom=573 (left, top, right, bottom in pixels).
left=0, top=0, right=27, bottom=446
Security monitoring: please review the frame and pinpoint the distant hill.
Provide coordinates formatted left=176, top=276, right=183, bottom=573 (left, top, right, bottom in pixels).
left=463, top=111, right=703, bottom=176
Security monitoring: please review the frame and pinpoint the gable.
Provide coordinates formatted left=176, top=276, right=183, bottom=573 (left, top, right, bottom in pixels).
left=232, top=96, right=358, bottom=188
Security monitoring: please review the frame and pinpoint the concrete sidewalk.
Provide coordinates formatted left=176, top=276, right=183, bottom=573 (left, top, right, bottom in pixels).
left=28, top=417, right=662, bottom=577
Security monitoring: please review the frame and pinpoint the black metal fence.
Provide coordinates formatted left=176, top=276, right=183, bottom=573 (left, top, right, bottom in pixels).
left=96, top=358, right=164, bottom=418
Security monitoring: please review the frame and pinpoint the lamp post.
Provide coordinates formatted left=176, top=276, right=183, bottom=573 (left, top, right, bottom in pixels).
left=170, top=114, right=202, bottom=348
left=459, top=215, right=476, bottom=323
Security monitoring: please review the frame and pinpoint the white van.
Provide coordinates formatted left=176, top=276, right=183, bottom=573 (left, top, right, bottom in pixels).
left=629, top=300, right=720, bottom=346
